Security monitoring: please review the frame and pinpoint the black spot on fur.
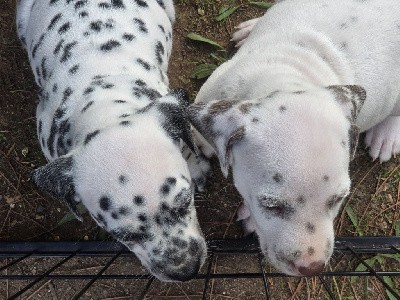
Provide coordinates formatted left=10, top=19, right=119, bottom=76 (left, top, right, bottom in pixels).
left=119, top=175, right=128, bottom=184
left=75, top=0, right=87, bottom=9
left=136, top=58, right=151, bottom=70
left=133, top=18, right=148, bottom=33
left=155, top=41, right=165, bottom=64
left=96, top=213, right=108, bottom=227
left=279, top=105, right=287, bottom=112
left=134, top=0, right=148, bottom=6
left=119, top=120, right=131, bottom=126
left=69, top=64, right=79, bottom=75
left=306, top=222, right=316, bottom=234
left=100, top=40, right=121, bottom=52
left=111, top=227, right=153, bottom=242
left=119, top=206, right=130, bottom=216
left=167, top=177, right=176, bottom=186
left=114, top=100, right=126, bottom=103
left=52, top=84, right=58, bottom=93
left=83, top=87, right=94, bottom=95
left=158, top=25, right=165, bottom=33
left=297, top=196, right=306, bottom=205
left=99, top=2, right=111, bottom=9
left=138, top=213, right=147, bottom=222
left=156, top=0, right=165, bottom=9
left=323, top=175, right=329, bottom=182
left=122, top=33, right=135, bottom=41
left=111, top=212, right=119, bottom=219
left=58, top=22, right=71, bottom=34
left=119, top=113, right=130, bottom=118
left=79, top=11, right=88, bottom=18
left=308, top=247, right=315, bottom=256
left=90, top=21, right=102, bottom=32
left=60, top=41, right=78, bottom=63
left=102, top=83, right=114, bottom=89
left=111, top=0, right=125, bottom=8
left=53, top=39, right=64, bottom=55
left=161, top=184, right=170, bottom=195
left=293, top=90, right=305, bottom=94
left=273, top=173, right=283, bottom=183
left=32, top=33, right=45, bottom=58
left=84, top=130, right=100, bottom=145
left=48, top=13, right=62, bottom=30
left=41, top=57, right=48, bottom=80
left=81, top=101, right=94, bottom=113
left=100, top=196, right=111, bottom=211
left=134, top=195, right=145, bottom=205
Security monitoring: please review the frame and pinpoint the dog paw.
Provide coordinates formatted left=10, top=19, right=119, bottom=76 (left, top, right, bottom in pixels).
left=237, top=203, right=256, bottom=236
left=231, top=18, right=260, bottom=48
left=183, top=145, right=212, bottom=192
left=365, top=116, right=400, bottom=162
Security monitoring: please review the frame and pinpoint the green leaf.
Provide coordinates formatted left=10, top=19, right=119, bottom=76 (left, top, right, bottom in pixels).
left=187, top=33, right=224, bottom=49
left=383, top=276, right=399, bottom=300
left=215, top=5, right=241, bottom=22
left=345, top=206, right=363, bottom=236
left=57, top=203, right=87, bottom=226
left=249, top=1, right=274, bottom=8
left=190, top=63, right=218, bottom=79
left=210, top=53, right=227, bottom=63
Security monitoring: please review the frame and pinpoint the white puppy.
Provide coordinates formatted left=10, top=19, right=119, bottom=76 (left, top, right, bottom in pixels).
left=188, top=0, right=400, bottom=276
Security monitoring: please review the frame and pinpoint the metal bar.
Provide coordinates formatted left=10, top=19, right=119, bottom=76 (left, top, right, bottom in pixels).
left=318, top=275, right=337, bottom=300
left=202, top=252, right=215, bottom=300
left=7, top=252, right=77, bottom=300
left=71, top=251, right=122, bottom=300
left=258, top=253, right=270, bottom=300
left=0, top=252, right=34, bottom=272
left=346, top=246, right=400, bottom=299
left=138, top=277, right=155, bottom=300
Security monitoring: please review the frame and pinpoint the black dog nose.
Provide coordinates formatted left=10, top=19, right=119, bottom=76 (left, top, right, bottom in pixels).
left=297, top=261, right=325, bottom=276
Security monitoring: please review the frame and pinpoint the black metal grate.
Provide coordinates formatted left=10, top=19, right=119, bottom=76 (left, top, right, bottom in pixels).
left=0, top=237, right=399, bottom=299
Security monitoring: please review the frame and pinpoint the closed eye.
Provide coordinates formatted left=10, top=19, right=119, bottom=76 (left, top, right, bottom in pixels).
left=258, top=196, right=295, bottom=219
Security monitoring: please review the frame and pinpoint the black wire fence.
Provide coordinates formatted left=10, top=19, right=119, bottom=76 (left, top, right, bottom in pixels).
left=0, top=237, right=399, bottom=299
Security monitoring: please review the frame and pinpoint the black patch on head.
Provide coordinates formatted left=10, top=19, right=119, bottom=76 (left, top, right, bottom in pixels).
left=122, top=33, right=135, bottom=41
left=100, top=40, right=121, bottom=52
left=84, top=130, right=100, bottom=145
left=133, top=18, right=148, bottom=33
left=60, top=41, right=78, bottom=63
left=58, top=22, right=71, bottom=34
left=134, top=0, right=148, bottom=6
left=136, top=58, right=151, bottom=71
left=161, top=184, right=170, bottom=195
left=100, top=196, right=111, bottom=211
left=119, top=175, right=128, bottom=184
left=69, top=64, right=79, bottom=75
left=273, top=173, right=283, bottom=183
left=306, top=222, right=316, bottom=234
left=134, top=195, right=145, bottom=205
left=48, top=13, right=62, bottom=30
left=155, top=41, right=165, bottom=64
left=81, top=101, right=94, bottom=113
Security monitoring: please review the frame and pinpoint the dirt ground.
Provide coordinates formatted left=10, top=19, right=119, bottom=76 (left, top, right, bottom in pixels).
left=0, top=0, right=399, bottom=299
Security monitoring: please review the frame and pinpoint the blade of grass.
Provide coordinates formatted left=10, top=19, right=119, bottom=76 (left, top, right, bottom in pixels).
left=345, top=205, right=364, bottom=236
left=190, top=63, right=218, bottom=79
left=187, top=33, right=224, bottom=49
left=215, top=5, right=241, bottom=22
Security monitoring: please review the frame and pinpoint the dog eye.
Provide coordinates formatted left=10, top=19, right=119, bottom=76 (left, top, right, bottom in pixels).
left=258, top=196, right=294, bottom=219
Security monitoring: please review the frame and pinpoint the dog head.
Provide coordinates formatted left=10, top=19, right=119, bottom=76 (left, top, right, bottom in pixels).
left=32, top=90, right=207, bottom=282
left=188, top=85, right=366, bottom=276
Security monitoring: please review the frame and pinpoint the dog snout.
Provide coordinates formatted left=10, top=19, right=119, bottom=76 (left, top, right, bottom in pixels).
left=166, top=257, right=202, bottom=282
left=296, top=260, right=325, bottom=276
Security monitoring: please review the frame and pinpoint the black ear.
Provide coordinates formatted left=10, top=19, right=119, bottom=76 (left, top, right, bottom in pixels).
left=326, top=85, right=366, bottom=160
left=31, top=156, right=82, bottom=221
left=158, top=89, right=199, bottom=155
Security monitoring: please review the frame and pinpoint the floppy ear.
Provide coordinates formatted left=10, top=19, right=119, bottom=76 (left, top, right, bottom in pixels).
left=188, top=99, right=253, bottom=177
left=326, top=85, right=366, bottom=160
left=31, top=156, right=82, bottom=221
left=158, top=88, right=199, bottom=155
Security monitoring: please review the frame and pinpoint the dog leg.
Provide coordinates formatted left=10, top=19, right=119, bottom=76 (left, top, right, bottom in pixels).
left=231, top=18, right=260, bottom=48
left=365, top=116, right=400, bottom=162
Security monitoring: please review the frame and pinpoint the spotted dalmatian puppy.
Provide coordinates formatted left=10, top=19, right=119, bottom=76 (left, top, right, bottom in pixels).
left=16, top=0, right=207, bottom=282
left=188, top=0, right=400, bottom=276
